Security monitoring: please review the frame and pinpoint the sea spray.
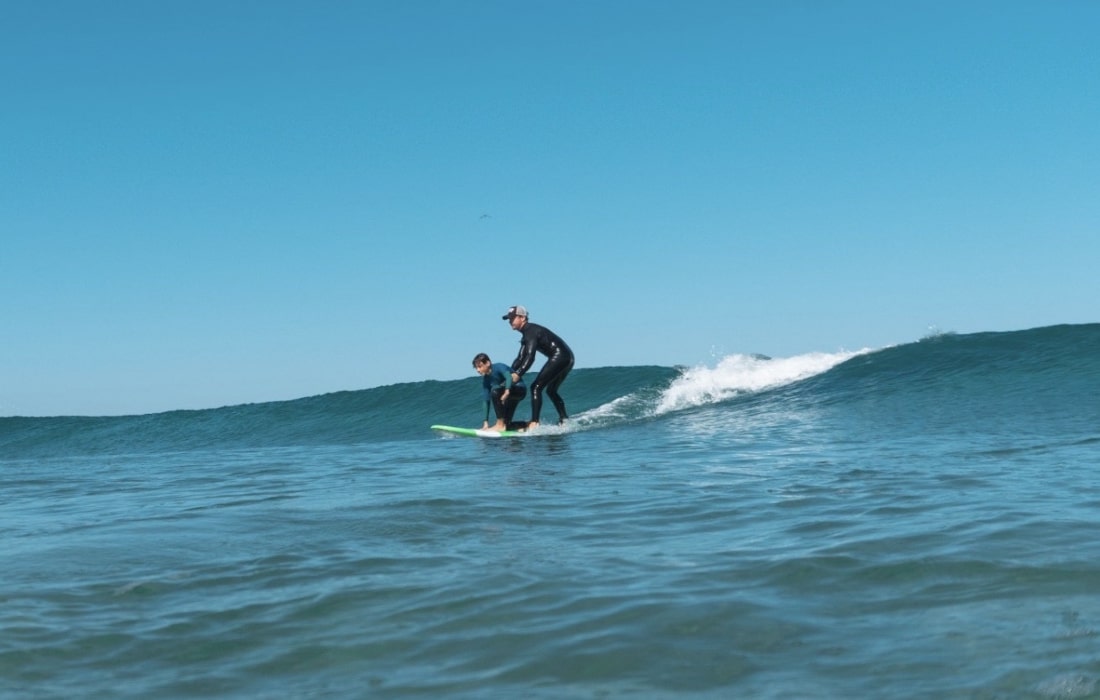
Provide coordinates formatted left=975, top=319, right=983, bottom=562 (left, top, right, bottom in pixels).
left=653, top=350, right=870, bottom=415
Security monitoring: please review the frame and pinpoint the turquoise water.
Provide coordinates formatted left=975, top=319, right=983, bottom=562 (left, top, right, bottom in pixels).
left=3, top=324, right=1099, bottom=698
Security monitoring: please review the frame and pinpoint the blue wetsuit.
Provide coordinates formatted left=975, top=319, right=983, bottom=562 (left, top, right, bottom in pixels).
left=482, top=362, right=527, bottom=426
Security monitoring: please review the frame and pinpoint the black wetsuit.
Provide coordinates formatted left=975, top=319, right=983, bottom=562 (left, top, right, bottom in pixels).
left=511, top=321, right=574, bottom=424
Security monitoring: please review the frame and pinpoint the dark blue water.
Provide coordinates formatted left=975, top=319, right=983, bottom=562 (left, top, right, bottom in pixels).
left=3, top=324, right=1098, bottom=698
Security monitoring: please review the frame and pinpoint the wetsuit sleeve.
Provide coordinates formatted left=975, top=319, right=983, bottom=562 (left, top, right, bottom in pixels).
left=494, top=363, right=515, bottom=389
left=481, top=376, right=491, bottom=422
left=511, top=329, right=538, bottom=378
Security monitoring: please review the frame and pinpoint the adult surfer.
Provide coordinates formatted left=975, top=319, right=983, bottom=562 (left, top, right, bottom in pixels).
left=502, top=305, right=574, bottom=430
left=472, top=353, right=527, bottom=432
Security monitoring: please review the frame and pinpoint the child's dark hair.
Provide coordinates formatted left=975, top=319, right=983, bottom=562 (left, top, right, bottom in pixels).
left=472, top=353, right=491, bottom=367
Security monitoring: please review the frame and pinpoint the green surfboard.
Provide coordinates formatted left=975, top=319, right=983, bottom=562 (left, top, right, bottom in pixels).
left=431, top=424, right=528, bottom=439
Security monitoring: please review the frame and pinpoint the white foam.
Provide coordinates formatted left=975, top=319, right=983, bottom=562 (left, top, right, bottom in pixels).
left=654, top=349, right=868, bottom=415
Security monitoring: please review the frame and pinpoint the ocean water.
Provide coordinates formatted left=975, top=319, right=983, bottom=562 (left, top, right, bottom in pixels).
left=2, top=324, right=1099, bottom=699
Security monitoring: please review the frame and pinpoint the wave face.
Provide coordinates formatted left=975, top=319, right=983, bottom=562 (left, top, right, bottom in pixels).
left=2, top=323, right=1096, bottom=459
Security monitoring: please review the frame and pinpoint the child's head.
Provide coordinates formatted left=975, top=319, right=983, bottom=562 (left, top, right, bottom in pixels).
left=472, top=353, right=492, bottom=375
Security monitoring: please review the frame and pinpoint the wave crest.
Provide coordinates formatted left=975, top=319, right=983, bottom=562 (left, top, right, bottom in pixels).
left=654, top=350, right=869, bottom=415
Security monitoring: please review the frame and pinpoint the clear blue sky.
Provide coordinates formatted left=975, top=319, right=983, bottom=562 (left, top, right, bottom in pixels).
left=3, top=1, right=1097, bottom=417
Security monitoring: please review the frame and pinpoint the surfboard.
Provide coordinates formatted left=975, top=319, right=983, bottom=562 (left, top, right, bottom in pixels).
left=431, top=424, right=528, bottom=439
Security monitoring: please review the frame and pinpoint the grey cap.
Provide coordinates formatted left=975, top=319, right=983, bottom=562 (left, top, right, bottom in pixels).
left=502, top=305, right=528, bottom=320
